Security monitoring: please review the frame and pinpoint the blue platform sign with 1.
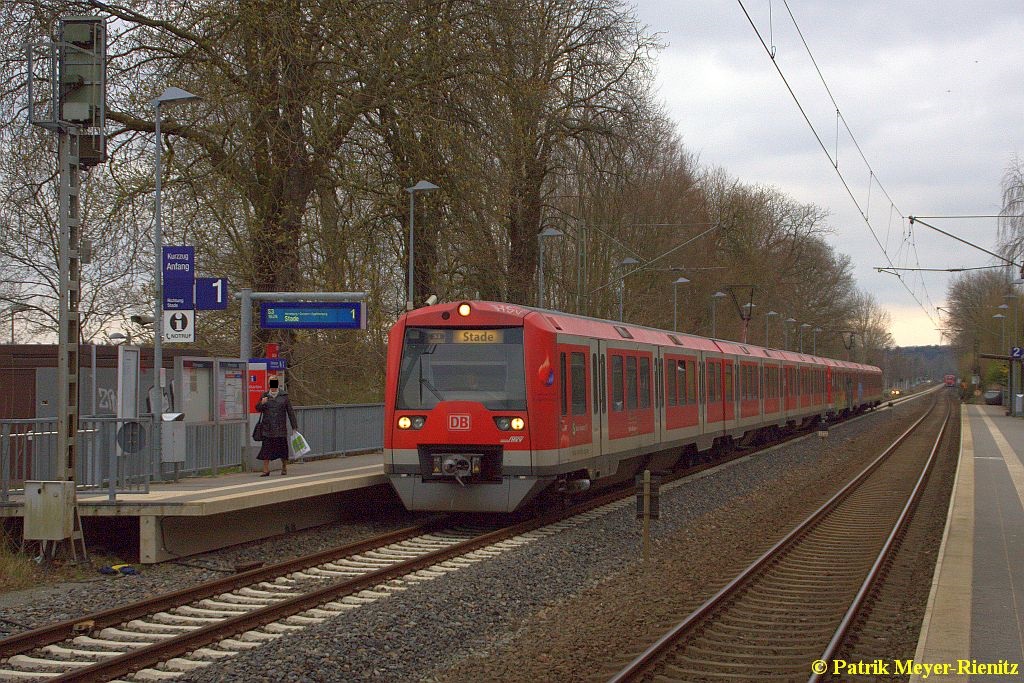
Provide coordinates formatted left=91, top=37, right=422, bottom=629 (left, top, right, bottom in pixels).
left=260, top=301, right=365, bottom=329
left=195, top=277, right=228, bottom=310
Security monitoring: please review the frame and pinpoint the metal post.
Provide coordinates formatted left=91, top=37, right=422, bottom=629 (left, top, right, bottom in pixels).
left=618, top=280, right=623, bottom=321
left=642, top=469, right=650, bottom=562
left=56, top=125, right=81, bottom=483
left=407, top=190, right=415, bottom=311
left=711, top=299, right=716, bottom=338
left=239, top=287, right=252, bottom=362
left=673, top=284, right=679, bottom=332
left=153, top=101, right=163, bottom=470
left=538, top=232, right=545, bottom=308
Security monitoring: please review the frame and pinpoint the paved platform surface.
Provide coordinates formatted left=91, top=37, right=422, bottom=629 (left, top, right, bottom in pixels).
left=1, top=452, right=388, bottom=563
left=913, top=403, right=1024, bottom=681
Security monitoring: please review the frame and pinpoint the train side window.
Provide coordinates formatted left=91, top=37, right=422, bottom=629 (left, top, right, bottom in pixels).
left=592, top=353, right=599, bottom=415
left=639, top=357, right=651, bottom=409
left=571, top=352, right=587, bottom=416
left=724, top=364, right=734, bottom=402
left=667, top=358, right=677, bottom=407
left=611, top=355, right=624, bottom=412
left=560, top=353, right=568, bottom=416
left=626, top=356, right=638, bottom=409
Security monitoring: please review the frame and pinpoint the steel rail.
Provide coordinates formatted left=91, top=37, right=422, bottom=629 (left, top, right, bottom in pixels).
left=607, top=395, right=940, bottom=683
left=0, top=518, right=451, bottom=658
left=3, top=389, right=916, bottom=678
left=808, top=399, right=952, bottom=682
left=52, top=487, right=630, bottom=682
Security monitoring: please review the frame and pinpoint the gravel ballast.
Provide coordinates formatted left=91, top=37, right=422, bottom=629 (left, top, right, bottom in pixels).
left=0, top=503, right=416, bottom=640
left=174, top=399, right=937, bottom=682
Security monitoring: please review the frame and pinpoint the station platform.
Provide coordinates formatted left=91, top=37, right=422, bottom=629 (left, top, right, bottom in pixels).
left=0, top=452, right=388, bottom=563
left=913, top=403, right=1024, bottom=681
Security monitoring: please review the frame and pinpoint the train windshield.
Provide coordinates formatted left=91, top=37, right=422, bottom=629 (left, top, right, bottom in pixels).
left=396, top=327, right=526, bottom=410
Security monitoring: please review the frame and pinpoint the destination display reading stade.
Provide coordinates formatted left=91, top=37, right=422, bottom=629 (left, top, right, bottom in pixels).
left=260, top=301, right=366, bottom=329
left=424, top=329, right=505, bottom=344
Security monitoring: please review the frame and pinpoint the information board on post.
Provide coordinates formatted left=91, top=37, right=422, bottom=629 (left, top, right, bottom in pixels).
left=162, top=246, right=194, bottom=282
left=260, top=301, right=365, bottom=329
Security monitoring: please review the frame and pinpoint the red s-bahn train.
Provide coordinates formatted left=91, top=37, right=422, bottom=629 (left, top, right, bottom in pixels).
left=384, top=301, right=883, bottom=512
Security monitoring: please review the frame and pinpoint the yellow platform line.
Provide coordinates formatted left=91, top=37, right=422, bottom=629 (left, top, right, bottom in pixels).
left=911, top=406, right=973, bottom=680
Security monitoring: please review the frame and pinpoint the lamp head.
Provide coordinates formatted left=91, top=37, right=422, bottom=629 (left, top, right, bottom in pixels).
left=406, top=180, right=440, bottom=193
left=151, top=86, right=200, bottom=107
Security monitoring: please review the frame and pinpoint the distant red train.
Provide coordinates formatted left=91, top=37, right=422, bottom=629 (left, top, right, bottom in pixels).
left=384, top=301, right=883, bottom=512
left=944, top=374, right=956, bottom=387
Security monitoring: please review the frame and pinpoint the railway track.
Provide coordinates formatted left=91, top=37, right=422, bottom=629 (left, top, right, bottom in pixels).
left=0, top=487, right=638, bottom=682
left=608, top=393, right=951, bottom=683
left=0, top=392, right=930, bottom=682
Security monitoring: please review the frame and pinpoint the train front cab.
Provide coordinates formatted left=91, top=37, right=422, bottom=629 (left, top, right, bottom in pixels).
left=384, top=303, right=557, bottom=513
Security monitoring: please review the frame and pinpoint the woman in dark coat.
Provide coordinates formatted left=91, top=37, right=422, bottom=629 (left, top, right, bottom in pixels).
left=256, top=379, right=298, bottom=475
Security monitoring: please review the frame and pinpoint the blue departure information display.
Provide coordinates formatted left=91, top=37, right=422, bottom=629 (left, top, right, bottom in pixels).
left=260, top=301, right=366, bottom=329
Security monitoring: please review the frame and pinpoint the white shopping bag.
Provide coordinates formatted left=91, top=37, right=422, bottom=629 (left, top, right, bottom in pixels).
left=289, top=430, right=312, bottom=459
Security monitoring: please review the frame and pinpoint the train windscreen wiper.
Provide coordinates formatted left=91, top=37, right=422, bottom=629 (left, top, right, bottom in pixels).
left=419, top=375, right=445, bottom=402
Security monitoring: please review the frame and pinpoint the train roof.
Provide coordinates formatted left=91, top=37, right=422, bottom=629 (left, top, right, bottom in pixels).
left=402, top=301, right=881, bottom=374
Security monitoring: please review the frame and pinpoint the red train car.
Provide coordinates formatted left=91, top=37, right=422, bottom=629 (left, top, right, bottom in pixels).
left=944, top=374, right=956, bottom=387
left=384, top=301, right=883, bottom=512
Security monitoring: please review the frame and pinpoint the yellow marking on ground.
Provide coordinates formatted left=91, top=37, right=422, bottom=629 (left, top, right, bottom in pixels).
left=911, top=406, right=973, bottom=681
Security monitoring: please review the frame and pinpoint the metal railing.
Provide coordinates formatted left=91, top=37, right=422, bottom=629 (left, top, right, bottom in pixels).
left=293, top=403, right=383, bottom=459
left=1, top=403, right=384, bottom=502
left=1, top=417, right=151, bottom=502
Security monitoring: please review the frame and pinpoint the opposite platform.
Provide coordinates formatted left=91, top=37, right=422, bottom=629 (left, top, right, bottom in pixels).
left=0, top=452, right=388, bottom=563
left=912, top=403, right=1024, bottom=681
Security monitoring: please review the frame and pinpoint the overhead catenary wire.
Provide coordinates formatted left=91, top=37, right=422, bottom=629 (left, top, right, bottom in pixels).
left=735, top=0, right=937, bottom=329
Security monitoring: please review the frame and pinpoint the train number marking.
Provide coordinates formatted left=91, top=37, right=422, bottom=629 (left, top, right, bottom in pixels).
left=448, top=414, right=471, bottom=430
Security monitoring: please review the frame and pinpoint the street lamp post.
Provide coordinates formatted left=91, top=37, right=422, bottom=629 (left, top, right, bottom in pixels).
left=405, top=180, right=440, bottom=311
left=765, top=310, right=778, bottom=348
left=7, top=303, right=29, bottom=343
left=1006, top=291, right=1021, bottom=415
left=784, top=318, right=796, bottom=350
left=994, top=313, right=1007, bottom=353
left=711, top=291, right=727, bottom=338
left=537, top=227, right=563, bottom=308
left=152, top=86, right=200, bottom=470
left=799, top=323, right=811, bottom=353
left=672, top=277, right=690, bottom=332
left=812, top=327, right=822, bottom=355
left=618, top=257, right=638, bottom=321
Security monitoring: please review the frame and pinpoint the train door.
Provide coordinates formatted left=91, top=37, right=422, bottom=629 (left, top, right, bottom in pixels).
left=590, top=342, right=602, bottom=458
left=705, top=355, right=727, bottom=430
left=597, top=340, right=614, bottom=474
left=557, top=342, right=594, bottom=465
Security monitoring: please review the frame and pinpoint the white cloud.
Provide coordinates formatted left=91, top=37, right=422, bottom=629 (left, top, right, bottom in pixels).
left=635, top=0, right=1024, bottom=346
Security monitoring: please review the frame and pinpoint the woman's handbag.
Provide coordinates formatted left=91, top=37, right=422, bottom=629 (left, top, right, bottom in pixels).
left=252, top=415, right=265, bottom=442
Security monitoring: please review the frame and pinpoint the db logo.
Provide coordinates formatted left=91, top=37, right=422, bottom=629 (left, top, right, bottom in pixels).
left=448, top=414, right=471, bottom=430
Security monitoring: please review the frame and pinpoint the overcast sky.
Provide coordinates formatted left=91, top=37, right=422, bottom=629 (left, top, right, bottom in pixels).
left=633, top=0, right=1024, bottom=347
